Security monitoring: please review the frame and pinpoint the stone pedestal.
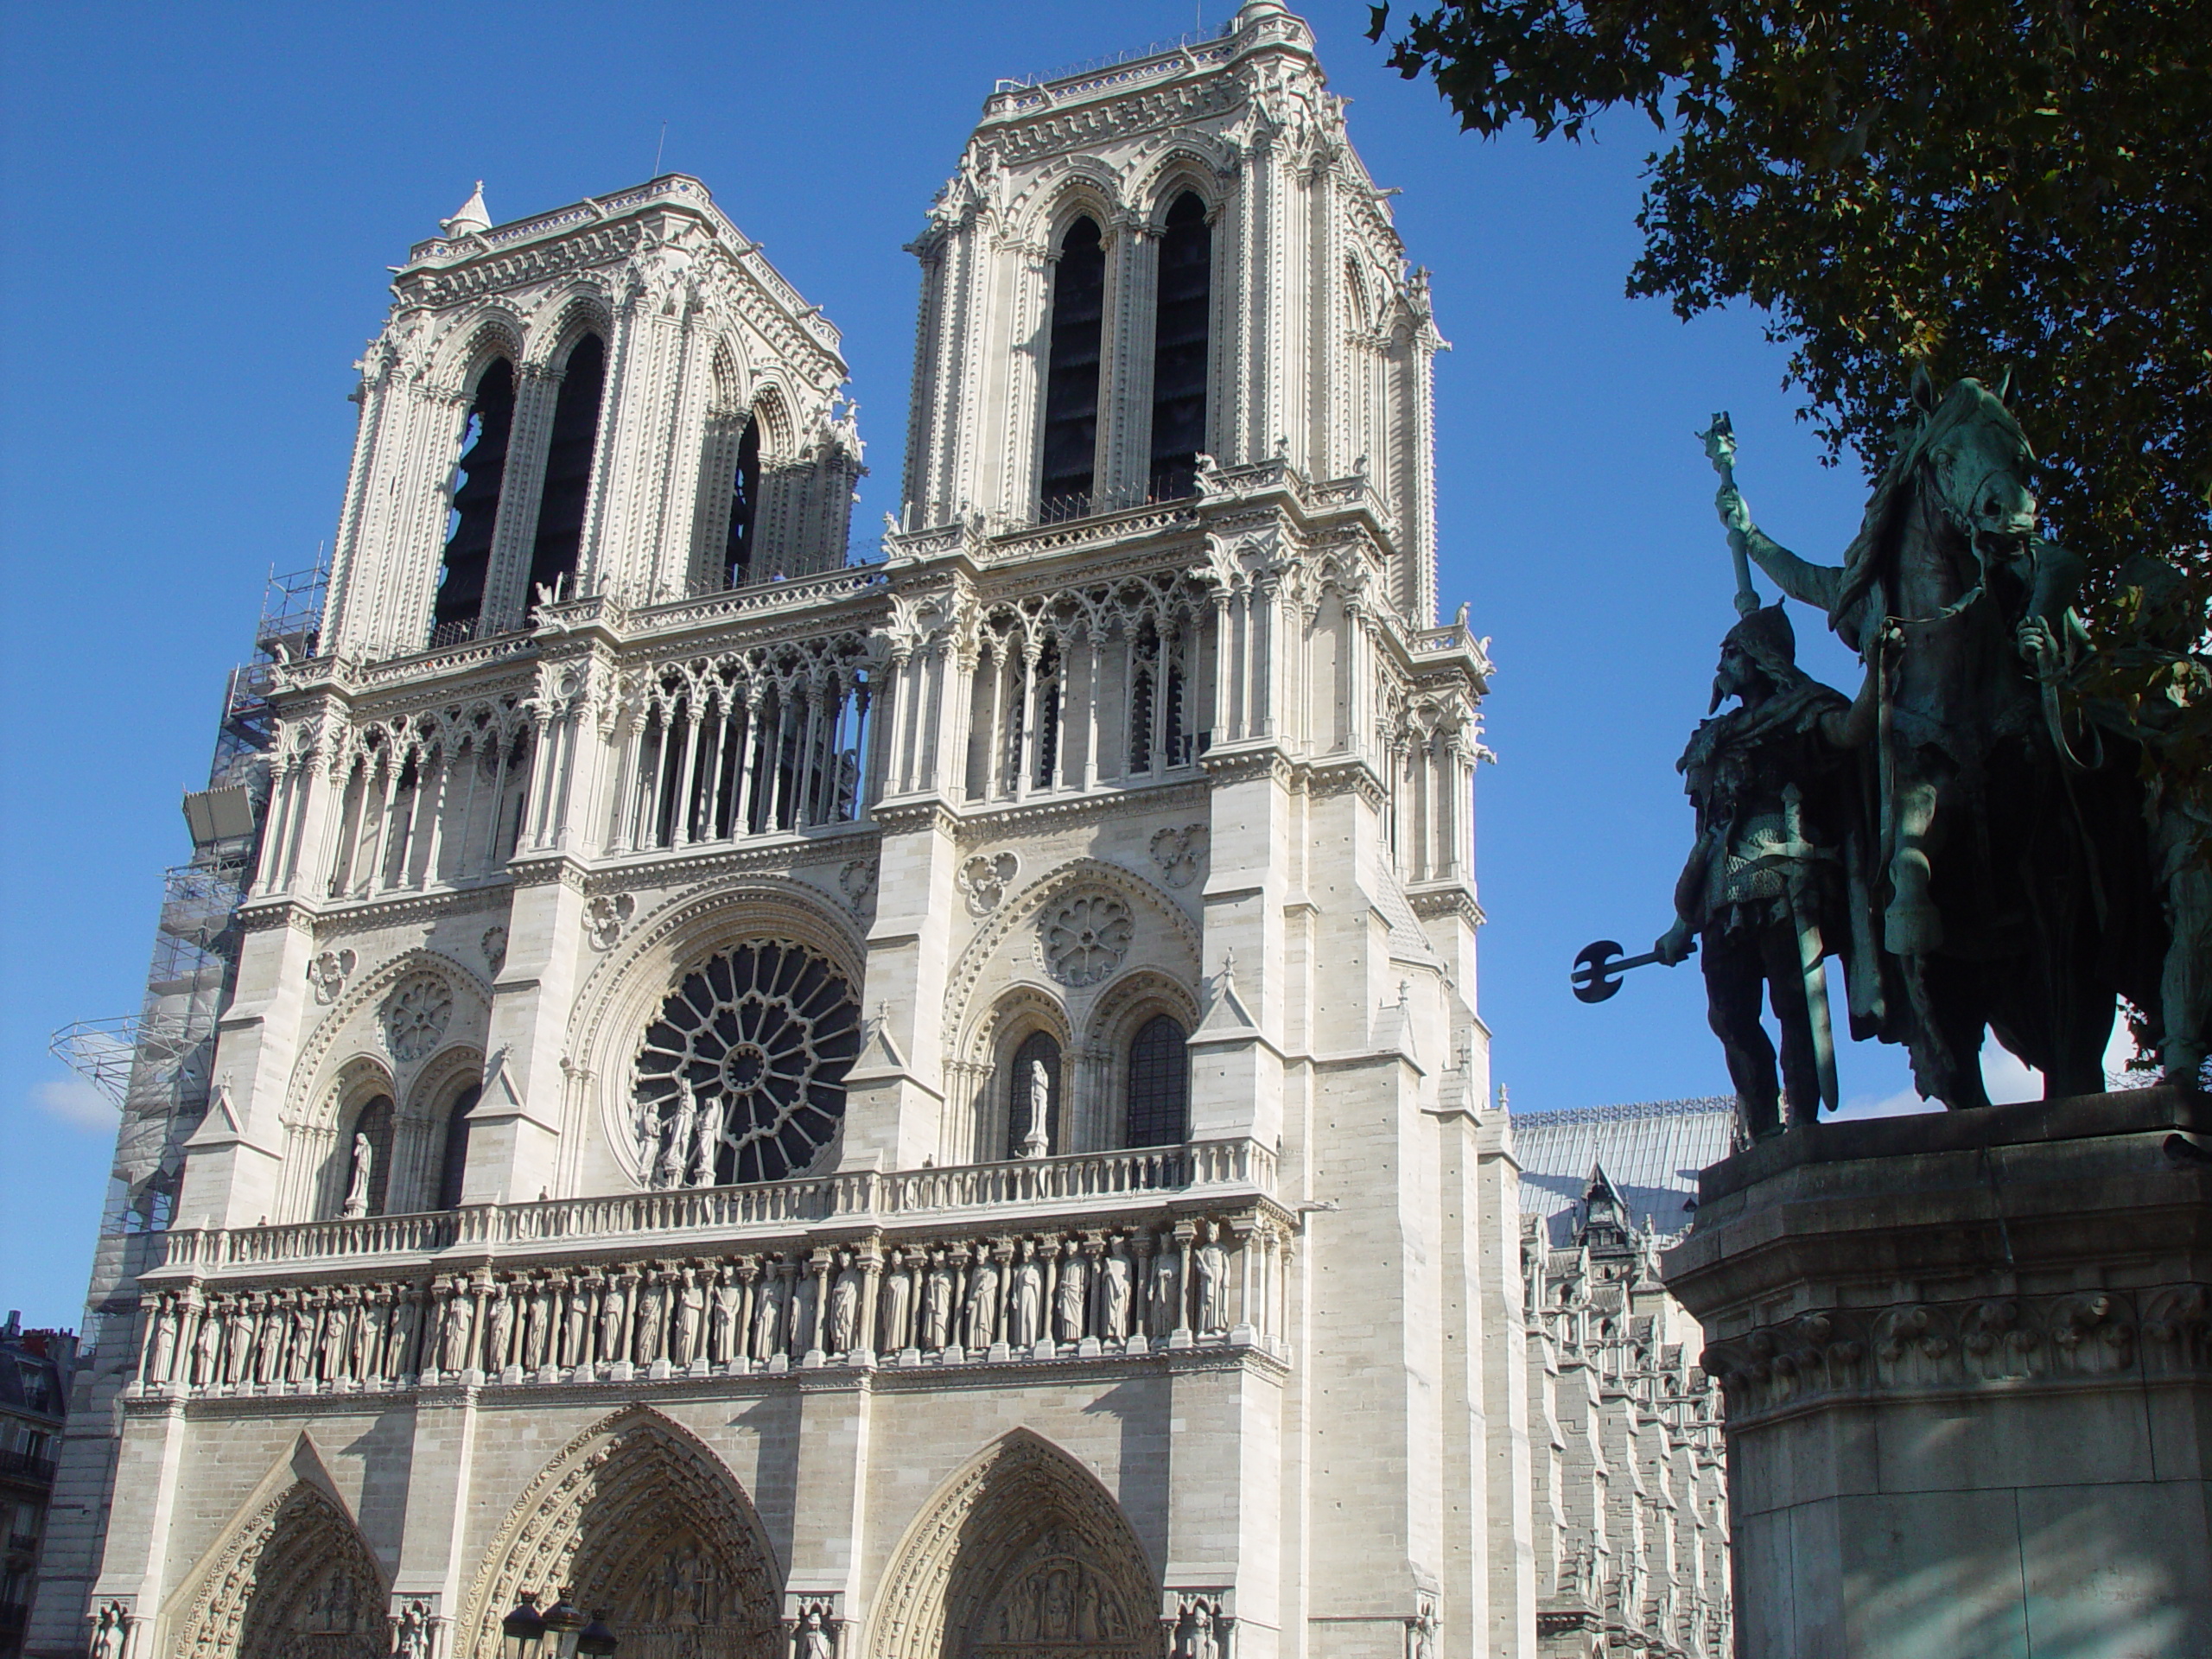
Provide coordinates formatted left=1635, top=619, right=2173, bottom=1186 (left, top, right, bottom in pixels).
left=1662, top=1086, right=2212, bottom=1657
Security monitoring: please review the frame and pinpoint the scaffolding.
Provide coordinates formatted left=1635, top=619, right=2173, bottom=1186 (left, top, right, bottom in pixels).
left=50, top=557, right=327, bottom=1249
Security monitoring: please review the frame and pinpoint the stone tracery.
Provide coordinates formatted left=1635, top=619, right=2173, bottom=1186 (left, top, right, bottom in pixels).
left=632, top=941, right=862, bottom=1186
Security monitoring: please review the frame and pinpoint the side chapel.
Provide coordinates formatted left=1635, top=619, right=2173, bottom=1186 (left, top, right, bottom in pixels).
left=31, top=6, right=1728, bottom=1659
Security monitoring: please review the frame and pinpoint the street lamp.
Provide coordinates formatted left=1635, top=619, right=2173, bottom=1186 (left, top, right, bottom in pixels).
left=501, top=1594, right=544, bottom=1659
left=577, top=1616, right=618, bottom=1659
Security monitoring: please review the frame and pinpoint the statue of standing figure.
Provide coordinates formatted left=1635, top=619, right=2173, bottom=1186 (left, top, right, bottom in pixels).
left=340, top=1130, right=374, bottom=1219
left=1655, top=602, right=1883, bottom=1137
left=1020, top=1058, right=1052, bottom=1158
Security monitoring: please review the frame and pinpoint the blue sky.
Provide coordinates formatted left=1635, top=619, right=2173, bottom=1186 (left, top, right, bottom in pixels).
left=0, top=0, right=1980, bottom=1330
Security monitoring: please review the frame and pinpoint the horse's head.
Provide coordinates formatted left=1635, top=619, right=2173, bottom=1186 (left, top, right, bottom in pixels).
left=1914, top=372, right=2038, bottom=560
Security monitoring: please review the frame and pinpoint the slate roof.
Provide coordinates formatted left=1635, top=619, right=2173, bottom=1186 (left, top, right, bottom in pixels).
left=1512, top=1096, right=1739, bottom=1246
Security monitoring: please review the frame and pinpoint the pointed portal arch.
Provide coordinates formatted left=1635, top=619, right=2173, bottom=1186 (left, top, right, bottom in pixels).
left=870, top=1431, right=1160, bottom=1659
left=174, top=1480, right=386, bottom=1659
left=457, top=1407, right=782, bottom=1659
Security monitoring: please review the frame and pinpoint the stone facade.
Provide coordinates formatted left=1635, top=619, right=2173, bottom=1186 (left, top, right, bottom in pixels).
left=34, top=9, right=1726, bottom=1659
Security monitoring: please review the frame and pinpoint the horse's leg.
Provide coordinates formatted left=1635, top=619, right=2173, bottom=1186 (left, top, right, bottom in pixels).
left=1703, top=931, right=1784, bottom=1137
left=1901, top=952, right=1992, bottom=1109
left=2158, top=823, right=2212, bottom=1084
left=1885, top=760, right=1948, bottom=955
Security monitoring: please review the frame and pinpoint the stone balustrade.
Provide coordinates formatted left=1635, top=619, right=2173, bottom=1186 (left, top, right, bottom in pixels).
left=130, top=1204, right=1290, bottom=1399
left=150, top=1141, right=1276, bottom=1274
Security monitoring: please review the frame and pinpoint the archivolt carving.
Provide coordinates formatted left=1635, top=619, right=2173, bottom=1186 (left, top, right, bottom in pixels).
left=456, top=1407, right=781, bottom=1659
left=869, top=1431, right=1160, bottom=1659
left=172, top=1478, right=385, bottom=1659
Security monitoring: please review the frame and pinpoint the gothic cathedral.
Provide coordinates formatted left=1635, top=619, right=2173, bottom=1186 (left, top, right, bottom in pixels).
left=33, top=8, right=1728, bottom=1659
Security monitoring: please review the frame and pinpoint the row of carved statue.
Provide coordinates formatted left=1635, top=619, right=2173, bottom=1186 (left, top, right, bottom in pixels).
left=136, top=1215, right=1290, bottom=1391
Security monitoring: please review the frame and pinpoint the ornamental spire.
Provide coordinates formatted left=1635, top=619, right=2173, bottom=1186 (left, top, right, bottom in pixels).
left=441, top=181, right=491, bottom=237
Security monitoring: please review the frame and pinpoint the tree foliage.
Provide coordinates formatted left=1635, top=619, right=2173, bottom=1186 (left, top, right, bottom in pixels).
left=1372, top=0, right=2210, bottom=652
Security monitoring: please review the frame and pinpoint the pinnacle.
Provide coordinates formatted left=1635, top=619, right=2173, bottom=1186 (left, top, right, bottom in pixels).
left=441, top=181, right=491, bottom=238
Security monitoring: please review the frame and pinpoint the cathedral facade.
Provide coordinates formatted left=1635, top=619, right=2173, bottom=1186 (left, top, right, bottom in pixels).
left=32, top=7, right=1725, bottom=1658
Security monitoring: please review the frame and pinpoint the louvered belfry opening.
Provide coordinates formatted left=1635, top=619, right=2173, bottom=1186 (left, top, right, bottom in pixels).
left=1148, top=192, right=1211, bottom=499
left=431, top=359, right=516, bottom=645
left=526, top=333, right=606, bottom=601
left=725, top=415, right=761, bottom=588
left=1039, top=216, right=1106, bottom=512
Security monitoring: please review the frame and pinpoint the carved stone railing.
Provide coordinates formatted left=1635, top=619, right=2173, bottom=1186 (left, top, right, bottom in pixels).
left=130, top=1201, right=1292, bottom=1402
left=148, top=1141, right=1278, bottom=1275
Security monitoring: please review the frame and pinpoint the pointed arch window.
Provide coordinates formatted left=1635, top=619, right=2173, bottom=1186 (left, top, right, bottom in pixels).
left=432, top=359, right=516, bottom=645
left=724, top=415, right=761, bottom=588
left=527, top=333, right=606, bottom=603
left=436, top=1084, right=480, bottom=1211
left=1124, top=1015, right=1189, bottom=1147
left=1007, top=1030, right=1062, bottom=1160
left=1149, top=192, right=1211, bottom=499
left=1039, top=216, right=1105, bottom=513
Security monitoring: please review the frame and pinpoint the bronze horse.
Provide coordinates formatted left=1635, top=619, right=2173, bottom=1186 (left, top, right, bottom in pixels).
left=1721, top=372, right=2165, bottom=1108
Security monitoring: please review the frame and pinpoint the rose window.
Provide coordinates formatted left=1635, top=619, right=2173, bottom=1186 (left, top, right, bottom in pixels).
left=1040, top=893, right=1134, bottom=987
left=384, top=975, right=454, bottom=1064
left=631, top=942, right=861, bottom=1186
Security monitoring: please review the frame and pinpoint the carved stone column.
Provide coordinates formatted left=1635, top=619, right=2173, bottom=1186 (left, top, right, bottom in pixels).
left=1664, top=1085, right=2212, bottom=1656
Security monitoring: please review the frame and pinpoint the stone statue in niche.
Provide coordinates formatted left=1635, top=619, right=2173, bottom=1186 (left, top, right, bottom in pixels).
left=827, top=1251, right=861, bottom=1353
left=1055, top=1241, right=1088, bottom=1342
left=965, top=1249, right=1001, bottom=1348
left=340, top=1131, right=374, bottom=1219
left=484, top=1282, right=516, bottom=1372
left=674, top=1267, right=706, bottom=1364
left=392, top=1600, right=431, bottom=1659
left=1148, top=1243, right=1179, bottom=1337
left=1009, top=1240, right=1044, bottom=1346
left=88, top=1603, right=125, bottom=1659
left=922, top=1248, right=955, bottom=1350
left=600, top=1274, right=631, bottom=1363
left=1101, top=1237, right=1133, bottom=1339
left=880, top=1248, right=914, bottom=1352
left=1193, top=1222, right=1229, bottom=1332
left=795, top=1605, right=836, bottom=1659
left=191, top=1305, right=219, bottom=1382
left=749, top=1266, right=783, bottom=1361
left=1020, top=1058, right=1052, bottom=1159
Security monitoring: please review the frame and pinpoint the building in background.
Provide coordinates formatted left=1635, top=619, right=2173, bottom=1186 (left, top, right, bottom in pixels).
left=1, top=1314, right=73, bottom=1659
left=35, top=9, right=1727, bottom=1659
left=1512, top=1103, right=1735, bottom=1657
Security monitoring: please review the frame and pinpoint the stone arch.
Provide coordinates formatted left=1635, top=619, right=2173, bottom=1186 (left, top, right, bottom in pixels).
left=433, top=307, right=527, bottom=391
left=455, top=1406, right=782, bottom=1659
left=527, top=284, right=616, bottom=373
left=1128, top=142, right=1235, bottom=230
left=168, top=1440, right=385, bottom=1659
left=1022, top=162, right=1124, bottom=251
left=868, top=1430, right=1160, bottom=1659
